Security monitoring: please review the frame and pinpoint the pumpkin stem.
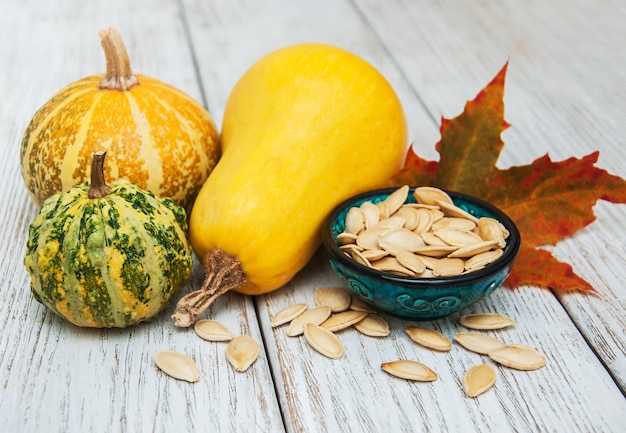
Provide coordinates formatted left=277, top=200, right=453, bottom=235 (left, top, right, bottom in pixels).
left=172, top=249, right=247, bottom=327
left=88, top=151, right=111, bottom=199
left=97, top=27, right=140, bottom=91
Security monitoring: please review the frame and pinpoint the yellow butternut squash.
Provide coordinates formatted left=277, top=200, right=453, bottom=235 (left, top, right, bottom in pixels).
left=173, top=43, right=407, bottom=327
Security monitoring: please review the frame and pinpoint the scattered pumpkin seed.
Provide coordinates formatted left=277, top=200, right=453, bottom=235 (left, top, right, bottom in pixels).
left=404, top=326, right=452, bottom=351
left=314, top=287, right=352, bottom=312
left=353, top=314, right=390, bottom=337
left=226, top=335, right=260, bottom=372
left=488, top=344, right=546, bottom=371
left=270, top=303, right=308, bottom=327
left=194, top=319, right=234, bottom=342
left=463, top=364, right=496, bottom=397
left=460, top=313, right=516, bottom=330
left=154, top=350, right=200, bottom=383
left=303, top=323, right=344, bottom=359
left=321, top=310, right=368, bottom=332
left=286, top=305, right=332, bottom=337
left=454, top=332, right=506, bottom=355
left=381, top=360, right=438, bottom=381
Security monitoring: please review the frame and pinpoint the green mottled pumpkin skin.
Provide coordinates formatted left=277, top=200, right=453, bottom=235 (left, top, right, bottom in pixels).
left=24, top=178, right=192, bottom=328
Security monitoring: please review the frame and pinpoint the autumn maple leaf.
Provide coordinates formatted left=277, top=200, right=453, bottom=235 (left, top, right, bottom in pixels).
left=391, top=62, right=626, bottom=291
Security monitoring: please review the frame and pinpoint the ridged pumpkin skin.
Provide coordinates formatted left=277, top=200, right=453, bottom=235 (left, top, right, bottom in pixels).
left=20, top=73, right=219, bottom=209
left=190, top=43, right=408, bottom=295
left=24, top=178, right=193, bottom=328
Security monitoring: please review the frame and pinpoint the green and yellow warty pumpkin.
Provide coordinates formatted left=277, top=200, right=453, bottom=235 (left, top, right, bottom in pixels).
left=20, top=27, right=220, bottom=209
left=24, top=152, right=192, bottom=328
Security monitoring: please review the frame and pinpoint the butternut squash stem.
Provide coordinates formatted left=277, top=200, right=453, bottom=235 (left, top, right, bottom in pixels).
left=88, top=151, right=111, bottom=199
left=172, top=249, right=247, bottom=327
left=97, top=27, right=139, bottom=91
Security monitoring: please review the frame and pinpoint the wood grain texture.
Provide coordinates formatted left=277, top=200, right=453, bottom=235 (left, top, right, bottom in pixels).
left=1, top=0, right=625, bottom=432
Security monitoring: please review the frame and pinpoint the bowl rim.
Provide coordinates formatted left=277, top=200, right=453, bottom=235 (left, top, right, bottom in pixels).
left=322, top=187, right=521, bottom=288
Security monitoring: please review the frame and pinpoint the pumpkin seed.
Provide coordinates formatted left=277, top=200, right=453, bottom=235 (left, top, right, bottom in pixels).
left=270, top=303, right=308, bottom=327
left=349, top=296, right=378, bottom=314
left=385, top=184, right=409, bottom=215
left=488, top=344, right=546, bottom=371
left=394, top=206, right=420, bottom=231
left=404, top=326, right=452, bottom=351
left=370, top=256, right=414, bottom=276
left=378, top=228, right=425, bottom=255
left=460, top=313, right=516, bottom=330
left=447, top=239, right=500, bottom=258
left=350, top=249, right=372, bottom=267
left=463, top=364, right=496, bottom=397
left=154, top=350, right=200, bottom=383
left=354, top=314, right=390, bottom=337
left=432, top=217, right=477, bottom=232
left=360, top=201, right=380, bottom=229
left=478, top=217, right=508, bottom=248
left=420, top=231, right=448, bottom=246
left=345, top=206, right=366, bottom=234
left=361, top=248, right=389, bottom=261
left=381, top=360, right=438, bottom=382
left=396, top=251, right=427, bottom=274
left=454, top=332, right=506, bottom=354
left=464, top=249, right=503, bottom=271
left=436, top=200, right=479, bottom=223
left=286, top=305, right=332, bottom=337
left=434, top=228, right=484, bottom=247
left=371, top=215, right=406, bottom=231
left=336, top=232, right=358, bottom=245
left=414, top=245, right=458, bottom=258
left=376, top=200, right=389, bottom=220
left=321, top=310, right=368, bottom=332
left=194, top=319, right=234, bottom=342
left=432, top=257, right=465, bottom=277
left=413, top=186, right=453, bottom=206
left=226, top=335, right=260, bottom=372
left=356, top=227, right=389, bottom=250
left=303, top=323, right=344, bottom=359
left=413, top=208, right=434, bottom=234
left=314, top=287, right=352, bottom=312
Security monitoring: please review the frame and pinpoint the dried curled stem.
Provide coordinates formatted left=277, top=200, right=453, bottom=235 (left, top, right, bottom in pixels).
left=172, top=249, right=246, bottom=327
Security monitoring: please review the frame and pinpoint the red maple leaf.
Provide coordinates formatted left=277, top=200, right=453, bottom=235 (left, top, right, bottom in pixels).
left=391, top=63, right=626, bottom=291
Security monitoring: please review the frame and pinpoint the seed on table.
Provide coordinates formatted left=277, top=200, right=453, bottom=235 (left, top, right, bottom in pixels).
left=454, top=332, right=506, bottom=355
left=488, top=344, right=546, bottom=371
left=460, top=313, right=516, bottom=330
left=354, top=314, right=390, bottom=337
left=270, top=303, right=308, bottom=327
left=381, top=360, right=438, bottom=382
left=194, top=319, right=234, bottom=342
left=286, top=305, right=332, bottom=337
left=314, top=287, right=352, bottom=312
left=154, top=350, right=200, bottom=383
left=463, top=364, right=496, bottom=397
left=404, top=326, right=452, bottom=352
left=304, top=323, right=344, bottom=359
left=321, top=310, right=368, bottom=332
left=226, top=335, right=260, bottom=372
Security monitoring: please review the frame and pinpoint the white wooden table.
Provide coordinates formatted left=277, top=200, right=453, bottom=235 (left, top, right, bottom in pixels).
left=1, top=1, right=625, bottom=432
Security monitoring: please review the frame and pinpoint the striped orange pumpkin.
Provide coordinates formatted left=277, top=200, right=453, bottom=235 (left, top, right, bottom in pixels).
left=20, top=27, right=220, bottom=210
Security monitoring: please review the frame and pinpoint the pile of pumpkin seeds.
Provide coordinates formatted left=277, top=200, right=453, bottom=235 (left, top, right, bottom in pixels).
left=271, top=287, right=546, bottom=398
left=338, top=185, right=510, bottom=277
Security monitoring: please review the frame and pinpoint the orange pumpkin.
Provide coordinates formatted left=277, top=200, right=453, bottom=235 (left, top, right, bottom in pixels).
left=20, top=27, right=220, bottom=209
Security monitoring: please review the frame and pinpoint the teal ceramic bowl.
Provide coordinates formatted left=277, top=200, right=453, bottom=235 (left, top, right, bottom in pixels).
left=322, top=188, right=520, bottom=321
